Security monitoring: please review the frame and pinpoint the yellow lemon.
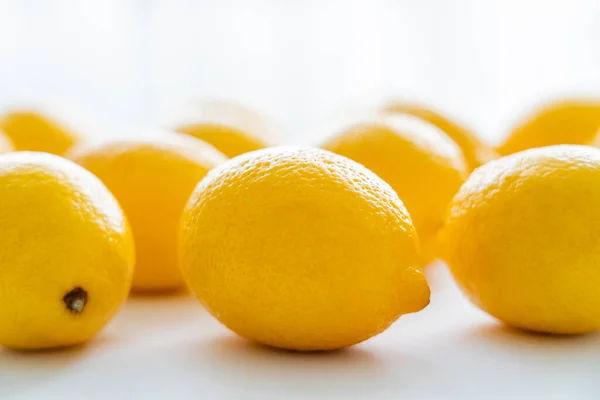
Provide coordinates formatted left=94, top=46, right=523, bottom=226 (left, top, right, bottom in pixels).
left=0, top=152, right=134, bottom=350
left=0, top=109, right=83, bottom=155
left=497, top=99, right=600, bottom=155
left=383, top=102, right=497, bottom=170
left=69, top=132, right=227, bottom=293
left=321, top=113, right=468, bottom=264
left=441, top=145, right=600, bottom=334
left=180, top=147, right=430, bottom=351
left=170, top=100, right=280, bottom=158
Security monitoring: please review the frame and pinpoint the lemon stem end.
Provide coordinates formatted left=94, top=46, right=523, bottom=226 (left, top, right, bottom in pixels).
left=63, top=287, right=88, bottom=314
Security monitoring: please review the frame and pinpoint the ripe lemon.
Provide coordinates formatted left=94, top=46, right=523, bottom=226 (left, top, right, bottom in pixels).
left=69, top=132, right=227, bottom=293
left=441, top=145, right=600, bottom=334
left=497, top=99, right=600, bottom=155
left=170, top=100, right=280, bottom=158
left=180, top=147, right=430, bottom=351
left=383, top=102, right=497, bottom=170
left=321, top=113, right=469, bottom=264
left=0, top=152, right=134, bottom=350
left=0, top=109, right=82, bottom=155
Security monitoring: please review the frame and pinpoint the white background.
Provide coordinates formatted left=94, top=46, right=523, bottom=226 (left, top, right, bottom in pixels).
left=1, top=0, right=600, bottom=142
left=1, top=1, right=600, bottom=399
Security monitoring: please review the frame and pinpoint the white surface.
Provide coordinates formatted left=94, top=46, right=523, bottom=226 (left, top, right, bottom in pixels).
left=2, top=264, right=599, bottom=400
left=2, top=1, right=600, bottom=399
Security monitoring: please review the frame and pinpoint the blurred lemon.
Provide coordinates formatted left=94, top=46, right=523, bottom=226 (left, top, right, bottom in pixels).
left=0, top=109, right=83, bottom=155
left=180, top=147, right=429, bottom=351
left=0, top=152, right=134, bottom=350
left=383, top=102, right=497, bottom=170
left=497, top=99, right=600, bottom=155
left=69, top=132, right=227, bottom=293
left=321, top=113, right=468, bottom=264
left=171, top=100, right=280, bottom=158
left=442, top=145, right=600, bottom=334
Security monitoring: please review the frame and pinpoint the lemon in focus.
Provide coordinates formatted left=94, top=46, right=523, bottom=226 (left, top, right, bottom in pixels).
left=497, top=99, right=600, bottom=155
left=0, top=152, right=134, bottom=350
left=180, top=147, right=430, bottom=351
left=383, top=102, right=497, bottom=170
left=0, top=109, right=83, bottom=155
left=171, top=100, right=280, bottom=158
left=69, top=132, right=227, bottom=293
left=321, top=114, right=468, bottom=264
left=442, top=145, right=600, bottom=334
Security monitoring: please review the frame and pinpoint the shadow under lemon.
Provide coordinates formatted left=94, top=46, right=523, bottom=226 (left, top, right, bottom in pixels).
left=175, top=333, right=439, bottom=396
left=0, top=336, right=110, bottom=396
left=463, top=322, right=600, bottom=355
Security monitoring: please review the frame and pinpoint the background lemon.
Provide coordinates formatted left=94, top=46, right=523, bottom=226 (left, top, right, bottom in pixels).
left=497, top=99, right=600, bottom=155
left=0, top=109, right=82, bottom=155
left=180, top=147, right=430, bottom=351
left=383, top=102, right=497, bottom=170
left=441, top=145, right=600, bottom=334
left=171, top=99, right=280, bottom=158
left=321, top=113, right=468, bottom=264
left=69, top=132, right=227, bottom=293
left=0, top=152, right=134, bottom=350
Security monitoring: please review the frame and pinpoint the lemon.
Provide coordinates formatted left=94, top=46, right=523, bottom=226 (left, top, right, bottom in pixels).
left=171, top=100, right=280, bottom=158
left=383, top=102, right=497, bottom=170
left=497, top=99, right=600, bottom=155
left=0, top=152, right=134, bottom=350
left=441, top=145, right=600, bottom=334
left=180, top=147, right=430, bottom=351
left=321, top=113, right=468, bottom=264
left=69, top=132, right=227, bottom=293
left=0, top=109, right=82, bottom=155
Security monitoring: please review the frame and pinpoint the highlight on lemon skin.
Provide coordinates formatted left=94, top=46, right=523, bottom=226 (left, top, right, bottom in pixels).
left=169, top=99, right=281, bottom=158
left=321, top=113, right=469, bottom=265
left=68, top=131, right=227, bottom=293
left=0, top=129, right=14, bottom=153
left=441, top=145, right=600, bottom=335
left=0, top=152, right=134, bottom=350
left=382, top=101, right=497, bottom=171
left=497, top=99, right=600, bottom=155
left=180, top=147, right=430, bottom=351
left=0, top=108, right=83, bottom=155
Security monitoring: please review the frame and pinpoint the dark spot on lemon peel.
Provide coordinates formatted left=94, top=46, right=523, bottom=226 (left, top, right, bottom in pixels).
left=63, top=287, right=88, bottom=314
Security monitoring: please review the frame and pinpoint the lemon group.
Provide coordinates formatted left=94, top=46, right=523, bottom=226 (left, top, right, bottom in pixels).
left=442, top=145, right=600, bottom=334
left=180, top=147, right=430, bottom=351
left=0, top=109, right=82, bottom=155
left=383, top=102, right=497, bottom=170
left=0, top=152, right=134, bottom=350
left=171, top=100, right=280, bottom=158
left=498, top=99, right=600, bottom=155
left=69, top=132, right=227, bottom=292
left=322, top=113, right=468, bottom=264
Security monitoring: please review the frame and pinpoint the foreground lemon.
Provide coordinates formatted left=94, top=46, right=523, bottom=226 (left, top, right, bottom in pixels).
left=383, top=102, right=497, bottom=170
left=497, top=99, right=600, bottom=155
left=0, top=109, right=82, bottom=155
left=170, top=100, right=280, bottom=158
left=0, top=152, right=134, bottom=350
left=69, top=132, right=227, bottom=292
left=442, top=145, right=600, bottom=334
left=321, top=113, right=468, bottom=264
left=181, top=147, right=430, bottom=351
